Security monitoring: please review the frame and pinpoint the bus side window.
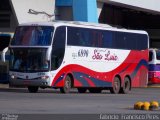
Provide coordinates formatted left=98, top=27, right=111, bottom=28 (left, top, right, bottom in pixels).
left=102, top=31, right=113, bottom=48
left=67, top=27, right=79, bottom=46
left=136, top=34, right=148, bottom=50
left=91, top=31, right=97, bottom=47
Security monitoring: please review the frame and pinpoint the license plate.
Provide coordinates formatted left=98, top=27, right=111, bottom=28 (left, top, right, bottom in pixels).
left=23, top=80, right=30, bottom=85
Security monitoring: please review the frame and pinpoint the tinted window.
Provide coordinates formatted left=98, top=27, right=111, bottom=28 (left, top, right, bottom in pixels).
left=10, top=48, right=48, bottom=72
left=67, top=27, right=113, bottom=48
left=11, top=26, right=54, bottom=46
left=67, top=27, right=92, bottom=47
left=137, top=34, right=148, bottom=50
left=114, top=32, right=148, bottom=50
left=51, top=26, right=66, bottom=70
left=67, top=26, right=148, bottom=50
left=114, top=32, right=126, bottom=49
left=102, top=31, right=113, bottom=48
left=125, top=33, right=137, bottom=50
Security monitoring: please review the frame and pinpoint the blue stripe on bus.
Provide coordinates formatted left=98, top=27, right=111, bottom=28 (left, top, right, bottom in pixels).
left=73, top=72, right=112, bottom=87
left=53, top=73, right=65, bottom=86
left=131, top=59, right=148, bottom=79
left=149, top=64, right=160, bottom=71
left=73, top=72, right=90, bottom=86
left=119, top=63, right=132, bottom=74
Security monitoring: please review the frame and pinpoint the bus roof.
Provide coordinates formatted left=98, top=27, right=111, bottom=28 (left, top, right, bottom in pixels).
left=19, top=20, right=148, bottom=35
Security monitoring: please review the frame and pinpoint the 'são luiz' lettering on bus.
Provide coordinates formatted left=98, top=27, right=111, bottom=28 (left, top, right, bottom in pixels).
left=92, top=49, right=118, bottom=61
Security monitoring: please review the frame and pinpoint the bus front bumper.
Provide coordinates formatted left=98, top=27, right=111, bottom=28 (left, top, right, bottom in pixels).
left=9, top=78, right=50, bottom=87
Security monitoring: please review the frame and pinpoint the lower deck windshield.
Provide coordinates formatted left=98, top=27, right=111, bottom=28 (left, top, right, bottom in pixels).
left=156, top=50, right=160, bottom=60
left=10, top=48, right=49, bottom=72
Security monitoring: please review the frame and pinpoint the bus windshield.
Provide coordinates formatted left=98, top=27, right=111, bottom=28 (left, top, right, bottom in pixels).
left=10, top=48, right=49, bottom=72
left=11, top=26, right=54, bottom=46
left=156, top=50, right=160, bottom=60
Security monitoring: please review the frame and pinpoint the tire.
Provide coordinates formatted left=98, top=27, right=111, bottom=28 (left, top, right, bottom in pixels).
left=60, top=75, right=72, bottom=93
left=110, top=77, right=121, bottom=94
left=28, top=86, right=39, bottom=93
left=120, top=77, right=131, bottom=94
left=77, top=88, right=87, bottom=93
left=89, top=88, right=102, bottom=93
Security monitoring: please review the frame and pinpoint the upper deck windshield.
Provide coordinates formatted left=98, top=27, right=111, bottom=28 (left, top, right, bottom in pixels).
left=11, top=26, right=54, bottom=46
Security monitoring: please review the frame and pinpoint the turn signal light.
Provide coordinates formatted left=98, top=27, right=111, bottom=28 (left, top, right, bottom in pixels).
left=41, top=76, right=49, bottom=80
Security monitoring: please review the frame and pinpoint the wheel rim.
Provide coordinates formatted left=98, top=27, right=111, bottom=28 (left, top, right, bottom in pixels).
left=64, top=76, right=71, bottom=92
left=114, top=78, right=120, bottom=93
left=124, top=79, right=130, bottom=91
left=65, top=79, right=71, bottom=89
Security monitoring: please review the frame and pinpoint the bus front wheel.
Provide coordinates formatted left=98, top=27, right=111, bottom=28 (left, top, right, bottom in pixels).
left=60, top=75, right=72, bottom=93
left=110, top=77, right=121, bottom=94
left=28, top=86, right=39, bottom=93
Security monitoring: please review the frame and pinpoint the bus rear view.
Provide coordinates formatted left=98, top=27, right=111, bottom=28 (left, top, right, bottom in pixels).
left=149, top=49, right=160, bottom=84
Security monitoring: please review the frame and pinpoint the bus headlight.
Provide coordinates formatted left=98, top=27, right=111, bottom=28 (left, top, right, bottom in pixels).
left=41, top=76, right=49, bottom=80
left=11, top=74, right=17, bottom=79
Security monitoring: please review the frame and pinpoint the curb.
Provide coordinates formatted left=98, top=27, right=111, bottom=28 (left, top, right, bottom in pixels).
left=0, top=84, right=160, bottom=89
left=147, top=85, right=160, bottom=88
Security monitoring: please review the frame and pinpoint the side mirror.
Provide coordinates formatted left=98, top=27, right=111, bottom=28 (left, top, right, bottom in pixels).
left=1, top=47, right=8, bottom=62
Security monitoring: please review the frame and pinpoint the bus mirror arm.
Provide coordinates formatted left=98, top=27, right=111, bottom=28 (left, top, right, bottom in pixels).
left=1, top=47, right=8, bottom=62
left=46, top=47, right=52, bottom=61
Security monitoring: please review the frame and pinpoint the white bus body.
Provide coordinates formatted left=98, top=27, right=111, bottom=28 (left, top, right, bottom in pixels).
left=8, top=21, right=149, bottom=93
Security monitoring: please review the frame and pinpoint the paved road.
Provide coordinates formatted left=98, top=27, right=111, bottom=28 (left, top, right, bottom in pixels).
left=0, top=87, right=160, bottom=115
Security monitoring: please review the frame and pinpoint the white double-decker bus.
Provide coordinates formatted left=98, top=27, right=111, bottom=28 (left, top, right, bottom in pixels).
left=8, top=21, right=149, bottom=94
